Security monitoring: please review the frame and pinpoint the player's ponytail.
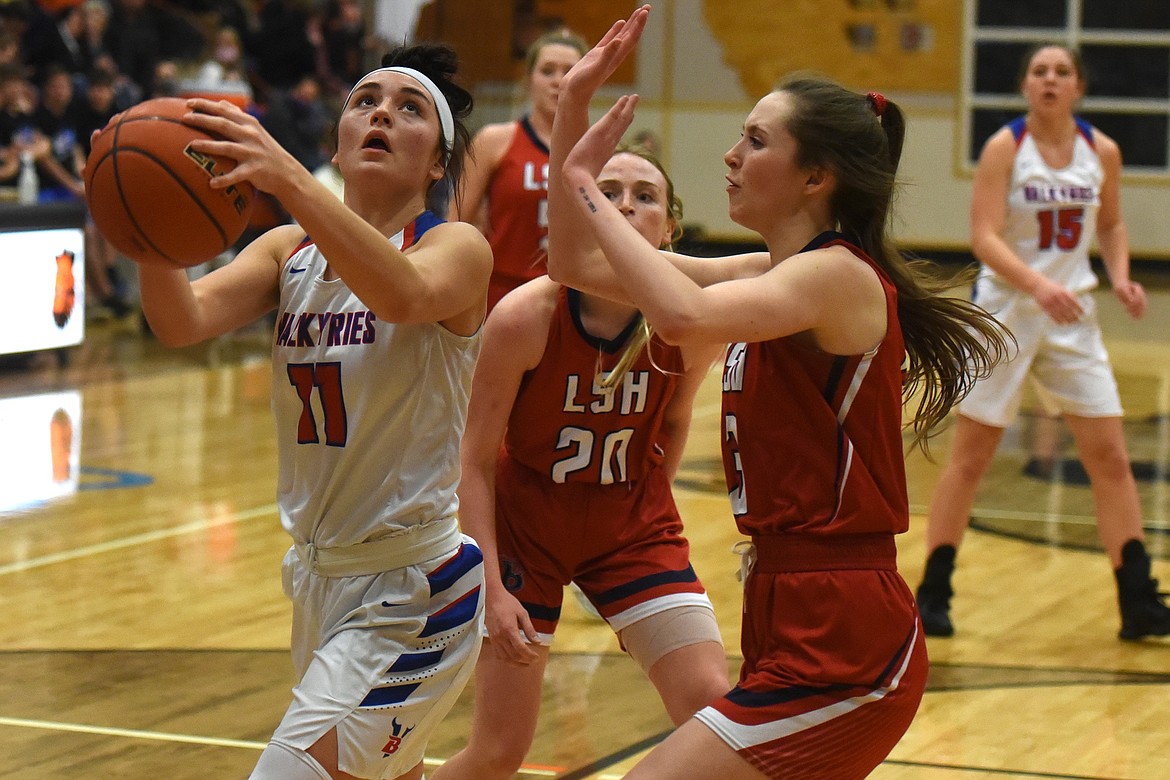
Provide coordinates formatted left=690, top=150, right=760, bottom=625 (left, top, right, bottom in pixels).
left=599, top=317, right=653, bottom=390
left=779, top=76, right=1012, bottom=454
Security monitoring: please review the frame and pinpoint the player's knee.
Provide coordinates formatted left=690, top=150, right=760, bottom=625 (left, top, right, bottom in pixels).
left=1080, top=442, right=1131, bottom=481
left=473, top=736, right=531, bottom=777
left=250, top=740, right=333, bottom=780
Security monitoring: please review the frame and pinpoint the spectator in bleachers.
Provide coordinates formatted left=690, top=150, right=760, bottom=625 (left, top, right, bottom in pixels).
left=0, top=29, right=22, bottom=72
left=247, top=0, right=316, bottom=99
left=183, top=22, right=251, bottom=104
left=89, top=52, right=140, bottom=109
left=26, top=2, right=87, bottom=83
left=0, top=63, right=46, bottom=189
left=105, top=0, right=203, bottom=97
left=74, top=63, right=113, bottom=153
left=0, top=62, right=39, bottom=144
left=315, top=0, right=366, bottom=101
left=259, top=72, right=325, bottom=171
left=31, top=62, right=83, bottom=201
left=78, top=0, right=111, bottom=73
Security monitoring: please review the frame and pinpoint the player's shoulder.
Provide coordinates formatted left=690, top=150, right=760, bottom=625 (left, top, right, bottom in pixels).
left=471, top=121, right=518, bottom=157
left=483, top=277, right=558, bottom=365
left=262, top=223, right=313, bottom=262
left=1088, top=126, right=1122, bottom=164
left=983, top=124, right=1019, bottom=154
left=976, top=124, right=1020, bottom=171
left=417, top=218, right=493, bottom=268
left=491, top=276, right=558, bottom=328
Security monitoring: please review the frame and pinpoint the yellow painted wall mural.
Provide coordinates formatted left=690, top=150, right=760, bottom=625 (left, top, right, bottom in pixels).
left=701, top=0, right=961, bottom=96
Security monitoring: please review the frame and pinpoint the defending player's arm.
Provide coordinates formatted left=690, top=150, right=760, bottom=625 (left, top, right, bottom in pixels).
left=139, top=224, right=294, bottom=347
left=971, top=128, right=1083, bottom=323
left=1093, top=130, right=1146, bottom=319
left=546, top=7, right=769, bottom=301
left=458, top=283, right=554, bottom=664
left=564, top=97, right=887, bottom=351
left=657, top=343, right=722, bottom=481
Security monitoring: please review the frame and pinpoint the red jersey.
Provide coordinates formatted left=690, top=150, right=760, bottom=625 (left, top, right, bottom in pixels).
left=504, top=287, right=685, bottom=484
left=485, top=118, right=550, bottom=311
left=720, top=232, right=909, bottom=537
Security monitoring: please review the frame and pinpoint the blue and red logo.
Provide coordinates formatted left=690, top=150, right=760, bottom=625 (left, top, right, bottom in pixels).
left=381, top=718, right=415, bottom=756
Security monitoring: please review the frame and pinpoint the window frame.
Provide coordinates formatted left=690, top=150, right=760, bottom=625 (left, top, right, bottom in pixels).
left=960, top=0, right=1170, bottom=179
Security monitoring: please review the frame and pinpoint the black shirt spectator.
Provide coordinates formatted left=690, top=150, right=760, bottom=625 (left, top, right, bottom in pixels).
left=32, top=63, right=84, bottom=201
left=105, top=0, right=204, bottom=96
left=260, top=73, right=327, bottom=171
left=248, top=0, right=315, bottom=96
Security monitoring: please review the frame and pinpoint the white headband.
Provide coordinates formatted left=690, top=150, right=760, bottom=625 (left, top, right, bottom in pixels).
left=344, top=66, right=455, bottom=153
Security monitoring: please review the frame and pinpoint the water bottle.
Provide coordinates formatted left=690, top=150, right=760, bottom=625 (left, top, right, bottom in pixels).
left=17, top=150, right=38, bottom=205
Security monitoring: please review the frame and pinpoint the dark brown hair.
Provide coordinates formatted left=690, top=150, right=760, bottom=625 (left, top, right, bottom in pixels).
left=378, top=43, right=475, bottom=213
left=1017, top=43, right=1086, bottom=90
left=777, top=75, right=1012, bottom=453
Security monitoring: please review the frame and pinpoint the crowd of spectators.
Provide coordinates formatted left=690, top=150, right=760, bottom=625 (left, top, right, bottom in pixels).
left=0, top=0, right=381, bottom=316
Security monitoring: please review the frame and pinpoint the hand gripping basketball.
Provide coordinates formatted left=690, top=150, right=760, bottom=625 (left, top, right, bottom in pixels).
left=84, top=97, right=256, bottom=268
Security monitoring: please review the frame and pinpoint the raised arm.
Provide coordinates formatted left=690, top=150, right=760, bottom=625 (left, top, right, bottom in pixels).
left=182, top=98, right=492, bottom=332
left=546, top=7, right=650, bottom=301
left=562, top=96, right=886, bottom=351
left=547, top=6, right=770, bottom=300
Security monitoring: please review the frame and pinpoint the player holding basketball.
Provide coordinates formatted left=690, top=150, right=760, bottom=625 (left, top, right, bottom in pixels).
left=546, top=9, right=1010, bottom=778
left=431, top=144, right=730, bottom=780
left=453, top=28, right=587, bottom=312
left=134, top=44, right=491, bottom=780
left=914, top=43, right=1170, bottom=642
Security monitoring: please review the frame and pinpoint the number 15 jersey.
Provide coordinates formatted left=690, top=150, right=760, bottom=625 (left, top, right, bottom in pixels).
left=991, top=115, right=1102, bottom=294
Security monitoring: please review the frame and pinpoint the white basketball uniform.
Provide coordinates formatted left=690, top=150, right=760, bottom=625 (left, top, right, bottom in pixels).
left=258, top=212, right=486, bottom=780
left=961, top=117, right=1123, bottom=427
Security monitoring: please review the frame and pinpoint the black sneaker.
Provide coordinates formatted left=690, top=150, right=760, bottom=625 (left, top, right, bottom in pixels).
left=916, top=584, right=955, bottom=637
left=916, top=545, right=957, bottom=637
left=1118, top=579, right=1170, bottom=641
left=1115, top=539, right=1170, bottom=641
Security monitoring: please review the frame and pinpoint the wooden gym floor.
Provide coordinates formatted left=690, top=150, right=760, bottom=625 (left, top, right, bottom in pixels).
left=1, top=280, right=1168, bottom=779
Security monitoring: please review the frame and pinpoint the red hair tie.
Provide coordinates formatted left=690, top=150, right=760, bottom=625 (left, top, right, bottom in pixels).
left=867, top=91, right=887, bottom=118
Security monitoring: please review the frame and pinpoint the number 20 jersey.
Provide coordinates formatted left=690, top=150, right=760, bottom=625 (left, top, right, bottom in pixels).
left=271, top=212, right=481, bottom=549
left=991, top=115, right=1102, bottom=294
left=503, top=288, right=685, bottom=485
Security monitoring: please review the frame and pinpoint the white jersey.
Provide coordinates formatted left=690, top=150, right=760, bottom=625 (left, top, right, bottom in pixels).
left=271, top=212, right=481, bottom=549
left=985, top=116, right=1102, bottom=294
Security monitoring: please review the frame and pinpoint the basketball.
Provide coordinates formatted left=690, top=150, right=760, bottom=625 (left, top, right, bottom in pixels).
left=84, top=97, right=255, bottom=268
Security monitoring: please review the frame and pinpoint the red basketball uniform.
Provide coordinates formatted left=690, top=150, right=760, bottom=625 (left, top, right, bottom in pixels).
left=696, top=232, right=928, bottom=779
left=485, top=118, right=549, bottom=312
left=494, top=287, right=713, bottom=641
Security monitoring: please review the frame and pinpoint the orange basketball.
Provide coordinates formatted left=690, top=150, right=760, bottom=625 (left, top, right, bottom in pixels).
left=84, top=97, right=256, bottom=268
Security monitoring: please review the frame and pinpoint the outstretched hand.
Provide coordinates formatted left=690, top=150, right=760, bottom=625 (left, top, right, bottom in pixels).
left=561, top=5, right=650, bottom=103
left=563, top=94, right=640, bottom=192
